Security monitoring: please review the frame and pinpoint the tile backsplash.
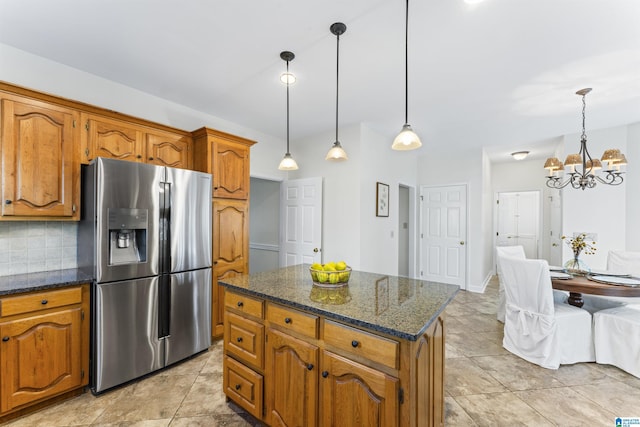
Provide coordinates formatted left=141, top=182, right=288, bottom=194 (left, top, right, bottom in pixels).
left=0, top=222, right=78, bottom=276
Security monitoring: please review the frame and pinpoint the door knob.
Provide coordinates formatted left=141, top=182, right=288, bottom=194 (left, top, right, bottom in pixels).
left=459, top=241, right=465, bottom=246
left=552, top=243, right=559, bottom=247
left=313, top=248, right=319, bottom=253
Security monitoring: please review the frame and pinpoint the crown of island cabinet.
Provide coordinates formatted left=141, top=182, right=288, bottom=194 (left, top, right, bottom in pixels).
left=220, top=265, right=459, bottom=427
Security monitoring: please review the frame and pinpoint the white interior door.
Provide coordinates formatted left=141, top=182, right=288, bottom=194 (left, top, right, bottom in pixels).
left=420, top=185, right=467, bottom=289
left=279, top=177, right=323, bottom=267
left=549, top=189, right=563, bottom=265
left=496, top=191, right=540, bottom=259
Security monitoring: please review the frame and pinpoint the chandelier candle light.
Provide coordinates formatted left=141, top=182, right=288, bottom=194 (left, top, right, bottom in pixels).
left=544, top=88, right=627, bottom=190
left=278, top=51, right=299, bottom=171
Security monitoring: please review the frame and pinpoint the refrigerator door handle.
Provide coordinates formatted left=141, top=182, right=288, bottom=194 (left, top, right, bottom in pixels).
left=159, top=181, right=171, bottom=274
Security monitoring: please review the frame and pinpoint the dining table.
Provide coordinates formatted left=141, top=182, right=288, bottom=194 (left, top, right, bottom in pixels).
left=551, top=274, right=640, bottom=307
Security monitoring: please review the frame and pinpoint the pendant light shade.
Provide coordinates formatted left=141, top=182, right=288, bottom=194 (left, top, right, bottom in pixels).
left=326, top=22, right=348, bottom=162
left=392, top=0, right=422, bottom=151
left=278, top=51, right=299, bottom=171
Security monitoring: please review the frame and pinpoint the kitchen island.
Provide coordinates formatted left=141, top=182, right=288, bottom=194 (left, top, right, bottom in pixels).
left=220, top=264, right=459, bottom=427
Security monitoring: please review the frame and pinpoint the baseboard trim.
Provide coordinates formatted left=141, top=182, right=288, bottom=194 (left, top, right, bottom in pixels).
left=467, top=273, right=493, bottom=294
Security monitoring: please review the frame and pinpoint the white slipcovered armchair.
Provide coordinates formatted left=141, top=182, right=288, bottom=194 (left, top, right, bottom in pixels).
left=499, top=256, right=595, bottom=369
left=496, top=245, right=526, bottom=323
left=582, top=250, right=640, bottom=313
left=593, top=306, right=640, bottom=378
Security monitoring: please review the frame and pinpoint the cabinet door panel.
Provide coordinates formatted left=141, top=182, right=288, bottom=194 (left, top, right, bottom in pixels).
left=320, top=351, right=398, bottom=427
left=213, top=265, right=244, bottom=338
left=213, top=200, right=248, bottom=269
left=1, top=98, right=77, bottom=218
left=266, top=328, right=318, bottom=427
left=87, top=116, right=144, bottom=162
left=214, top=140, right=249, bottom=199
left=146, top=132, right=192, bottom=169
left=0, top=308, right=82, bottom=412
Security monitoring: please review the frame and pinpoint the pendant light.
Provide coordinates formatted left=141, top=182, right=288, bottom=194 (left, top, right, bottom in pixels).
left=392, top=0, right=422, bottom=150
left=326, top=22, right=348, bottom=161
left=278, top=51, right=299, bottom=171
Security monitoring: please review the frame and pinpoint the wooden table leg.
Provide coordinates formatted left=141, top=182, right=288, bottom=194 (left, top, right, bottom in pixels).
left=567, top=292, right=584, bottom=308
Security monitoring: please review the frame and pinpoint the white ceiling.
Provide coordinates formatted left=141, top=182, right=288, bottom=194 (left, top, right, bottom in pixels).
left=2, top=0, right=640, bottom=162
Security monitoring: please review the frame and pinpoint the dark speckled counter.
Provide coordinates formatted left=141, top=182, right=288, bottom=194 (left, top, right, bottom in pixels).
left=219, top=264, right=459, bottom=341
left=0, top=269, right=93, bottom=296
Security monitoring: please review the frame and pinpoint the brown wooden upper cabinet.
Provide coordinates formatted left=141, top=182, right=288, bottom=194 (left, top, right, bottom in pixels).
left=193, top=128, right=255, bottom=200
left=0, top=93, right=80, bottom=220
left=81, top=114, right=193, bottom=170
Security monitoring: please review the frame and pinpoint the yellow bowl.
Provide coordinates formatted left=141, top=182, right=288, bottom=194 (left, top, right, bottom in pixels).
left=309, top=266, right=352, bottom=286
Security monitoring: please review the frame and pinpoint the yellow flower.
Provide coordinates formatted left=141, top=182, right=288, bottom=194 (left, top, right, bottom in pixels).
left=562, top=233, right=596, bottom=257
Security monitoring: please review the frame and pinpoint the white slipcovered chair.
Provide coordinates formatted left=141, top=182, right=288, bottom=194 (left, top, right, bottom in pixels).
left=496, top=245, right=526, bottom=323
left=593, top=306, right=640, bottom=378
left=499, top=256, right=595, bottom=369
left=581, top=250, right=640, bottom=313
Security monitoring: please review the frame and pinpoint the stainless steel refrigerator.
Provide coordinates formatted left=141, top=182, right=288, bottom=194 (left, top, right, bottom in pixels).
left=79, top=157, right=212, bottom=394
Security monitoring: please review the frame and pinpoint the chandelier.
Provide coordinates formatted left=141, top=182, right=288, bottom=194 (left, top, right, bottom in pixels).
left=544, top=88, right=627, bottom=190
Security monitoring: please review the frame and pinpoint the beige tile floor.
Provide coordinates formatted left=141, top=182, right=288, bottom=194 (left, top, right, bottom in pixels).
left=3, top=276, right=639, bottom=426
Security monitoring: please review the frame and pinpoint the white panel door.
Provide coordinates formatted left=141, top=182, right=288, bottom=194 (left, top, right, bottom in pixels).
left=420, top=185, right=467, bottom=288
left=496, top=191, right=540, bottom=259
left=549, top=189, right=563, bottom=265
left=279, top=177, right=323, bottom=267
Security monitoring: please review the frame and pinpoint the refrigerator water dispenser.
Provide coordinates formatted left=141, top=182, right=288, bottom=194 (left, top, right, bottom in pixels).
left=108, top=208, right=148, bottom=265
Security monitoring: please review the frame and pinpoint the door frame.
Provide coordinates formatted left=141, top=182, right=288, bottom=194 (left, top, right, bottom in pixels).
left=249, top=174, right=283, bottom=274
left=419, top=183, right=469, bottom=290
left=398, top=183, right=417, bottom=278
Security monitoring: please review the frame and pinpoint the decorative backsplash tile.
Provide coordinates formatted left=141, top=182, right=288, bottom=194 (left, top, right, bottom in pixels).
left=0, top=222, right=78, bottom=276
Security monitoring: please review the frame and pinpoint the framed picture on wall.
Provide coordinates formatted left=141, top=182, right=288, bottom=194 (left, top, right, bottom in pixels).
left=376, top=182, right=389, bottom=217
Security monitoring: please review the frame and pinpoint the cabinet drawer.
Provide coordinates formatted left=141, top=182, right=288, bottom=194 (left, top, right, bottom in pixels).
left=224, top=290, right=263, bottom=319
left=323, top=320, right=399, bottom=370
left=0, top=287, right=82, bottom=318
left=225, top=311, right=264, bottom=369
left=224, top=356, right=263, bottom=420
left=266, top=303, right=318, bottom=339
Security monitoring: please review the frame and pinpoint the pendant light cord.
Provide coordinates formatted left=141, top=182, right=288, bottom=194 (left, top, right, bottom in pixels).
left=335, top=32, right=340, bottom=143
left=286, top=59, right=290, bottom=154
left=404, top=0, right=409, bottom=125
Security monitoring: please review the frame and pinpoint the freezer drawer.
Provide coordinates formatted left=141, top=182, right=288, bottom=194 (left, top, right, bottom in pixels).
left=93, top=277, right=163, bottom=393
left=165, top=269, right=212, bottom=366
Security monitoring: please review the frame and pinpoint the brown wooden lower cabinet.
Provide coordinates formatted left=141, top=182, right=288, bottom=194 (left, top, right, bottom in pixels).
left=0, top=284, right=89, bottom=421
left=223, top=289, right=445, bottom=427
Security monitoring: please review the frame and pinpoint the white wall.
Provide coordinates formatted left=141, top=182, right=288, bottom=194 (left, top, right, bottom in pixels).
left=626, top=123, right=640, bottom=251
left=418, top=147, right=490, bottom=291
left=560, top=126, right=628, bottom=270
left=0, top=43, right=286, bottom=179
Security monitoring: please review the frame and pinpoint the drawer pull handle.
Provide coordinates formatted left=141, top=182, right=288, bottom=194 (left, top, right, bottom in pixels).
left=351, top=340, right=359, bottom=348
left=41, top=299, right=48, bottom=305
left=237, top=301, right=244, bottom=307
left=284, top=317, right=292, bottom=324
left=236, top=337, right=243, bottom=343
left=2, top=336, right=9, bottom=342
left=321, top=371, right=329, bottom=378
left=235, top=384, right=241, bottom=390
left=307, top=363, right=314, bottom=371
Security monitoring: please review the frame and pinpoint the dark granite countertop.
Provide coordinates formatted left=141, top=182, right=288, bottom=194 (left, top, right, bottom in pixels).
left=219, top=264, right=459, bottom=341
left=0, top=269, right=94, bottom=296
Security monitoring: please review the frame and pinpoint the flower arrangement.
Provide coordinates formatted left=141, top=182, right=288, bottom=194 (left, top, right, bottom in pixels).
left=561, top=233, right=597, bottom=258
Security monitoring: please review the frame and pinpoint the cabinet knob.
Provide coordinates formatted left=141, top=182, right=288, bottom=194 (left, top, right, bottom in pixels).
left=307, top=363, right=314, bottom=371
left=235, top=384, right=241, bottom=390
left=4, top=200, right=11, bottom=205
left=2, top=336, right=9, bottom=342
left=236, top=337, right=243, bottom=343
left=136, top=154, right=142, bottom=159
left=321, top=371, right=329, bottom=378
left=351, top=340, right=359, bottom=348
left=41, top=299, right=48, bottom=305
left=284, top=317, right=292, bottom=324
left=237, top=301, right=244, bottom=307
left=148, top=157, right=154, bottom=161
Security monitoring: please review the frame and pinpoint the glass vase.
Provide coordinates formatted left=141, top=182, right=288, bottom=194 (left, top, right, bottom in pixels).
left=564, top=256, right=590, bottom=275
